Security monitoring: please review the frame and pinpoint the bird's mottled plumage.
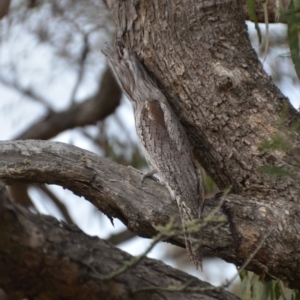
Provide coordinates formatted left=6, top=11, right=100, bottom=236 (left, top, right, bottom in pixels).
left=102, top=43, right=204, bottom=268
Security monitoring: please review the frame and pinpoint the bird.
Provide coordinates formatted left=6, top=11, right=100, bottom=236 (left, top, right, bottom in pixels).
left=102, top=42, right=204, bottom=268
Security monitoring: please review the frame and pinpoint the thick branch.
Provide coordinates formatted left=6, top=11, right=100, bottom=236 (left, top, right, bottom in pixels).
left=106, top=0, right=300, bottom=198
left=0, top=183, right=238, bottom=300
left=9, top=67, right=122, bottom=210
left=1, top=140, right=300, bottom=289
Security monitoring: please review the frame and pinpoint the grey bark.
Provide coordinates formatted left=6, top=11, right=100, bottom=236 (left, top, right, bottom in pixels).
left=102, top=0, right=300, bottom=288
left=0, top=140, right=299, bottom=289
left=0, top=181, right=238, bottom=300
left=1, top=0, right=300, bottom=297
left=106, top=0, right=299, bottom=194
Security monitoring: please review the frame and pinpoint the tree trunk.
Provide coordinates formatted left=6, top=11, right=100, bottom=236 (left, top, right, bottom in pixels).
left=104, top=0, right=300, bottom=288
left=1, top=0, right=300, bottom=297
left=0, top=139, right=300, bottom=289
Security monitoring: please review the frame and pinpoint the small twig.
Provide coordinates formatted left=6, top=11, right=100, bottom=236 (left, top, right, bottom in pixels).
left=68, top=25, right=102, bottom=104
left=262, top=0, right=270, bottom=63
left=106, top=229, right=135, bottom=245
left=90, top=193, right=228, bottom=283
left=0, top=74, right=52, bottom=109
left=68, top=32, right=89, bottom=104
left=36, top=184, right=75, bottom=224
left=134, top=281, right=221, bottom=295
left=90, top=232, right=164, bottom=281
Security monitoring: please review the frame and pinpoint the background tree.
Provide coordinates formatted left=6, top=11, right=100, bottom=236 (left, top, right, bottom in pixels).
left=0, top=0, right=300, bottom=299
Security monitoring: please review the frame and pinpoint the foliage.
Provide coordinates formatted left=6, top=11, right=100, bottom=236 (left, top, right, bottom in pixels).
left=239, top=271, right=300, bottom=300
left=285, top=0, right=300, bottom=80
left=247, top=0, right=269, bottom=60
left=248, top=0, right=300, bottom=80
left=247, top=0, right=262, bottom=44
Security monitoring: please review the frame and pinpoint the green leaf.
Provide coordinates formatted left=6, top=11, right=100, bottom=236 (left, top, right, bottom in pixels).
left=239, top=273, right=252, bottom=300
left=261, top=280, right=271, bottom=300
left=251, top=275, right=262, bottom=299
left=286, top=0, right=300, bottom=80
left=262, top=0, right=270, bottom=62
left=295, top=289, right=300, bottom=300
left=274, top=281, right=281, bottom=300
left=247, top=0, right=262, bottom=44
left=239, top=269, right=248, bottom=281
left=268, top=281, right=275, bottom=300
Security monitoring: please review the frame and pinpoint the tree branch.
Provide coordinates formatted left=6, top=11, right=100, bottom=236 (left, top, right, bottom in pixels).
left=15, top=67, right=121, bottom=140
left=0, top=182, right=238, bottom=300
left=1, top=140, right=300, bottom=289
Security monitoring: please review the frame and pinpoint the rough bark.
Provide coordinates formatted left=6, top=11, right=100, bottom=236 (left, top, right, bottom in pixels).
left=8, top=67, right=122, bottom=215
left=1, top=0, right=300, bottom=297
left=102, top=0, right=300, bottom=288
left=0, top=182, right=238, bottom=300
left=1, top=140, right=300, bottom=289
left=106, top=0, right=299, bottom=193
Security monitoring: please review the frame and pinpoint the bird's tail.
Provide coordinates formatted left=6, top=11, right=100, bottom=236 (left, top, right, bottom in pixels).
left=177, top=197, right=202, bottom=269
